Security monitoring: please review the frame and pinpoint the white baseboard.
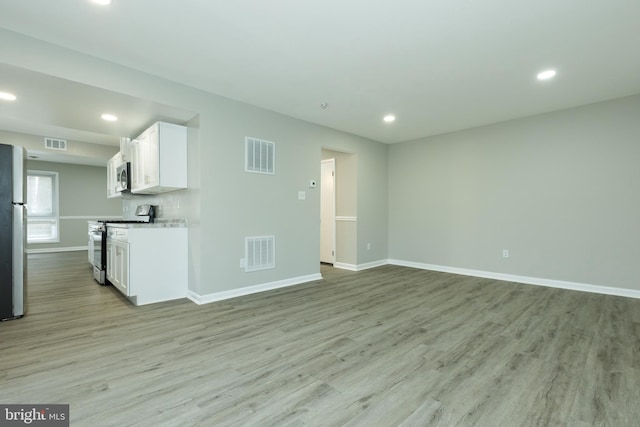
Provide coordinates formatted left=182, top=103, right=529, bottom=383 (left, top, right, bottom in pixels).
left=333, top=262, right=358, bottom=271
left=357, top=259, right=389, bottom=270
left=187, top=273, right=323, bottom=305
left=165, top=258, right=640, bottom=305
left=388, top=259, right=640, bottom=300
left=334, top=259, right=388, bottom=272
left=27, top=246, right=88, bottom=254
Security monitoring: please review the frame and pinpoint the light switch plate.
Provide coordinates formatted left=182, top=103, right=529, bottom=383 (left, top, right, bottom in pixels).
left=298, top=191, right=306, bottom=200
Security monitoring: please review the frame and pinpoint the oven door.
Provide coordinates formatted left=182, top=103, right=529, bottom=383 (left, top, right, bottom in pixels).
left=88, top=222, right=106, bottom=284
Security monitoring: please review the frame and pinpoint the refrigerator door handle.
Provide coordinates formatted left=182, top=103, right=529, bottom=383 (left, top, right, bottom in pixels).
left=12, top=204, right=25, bottom=317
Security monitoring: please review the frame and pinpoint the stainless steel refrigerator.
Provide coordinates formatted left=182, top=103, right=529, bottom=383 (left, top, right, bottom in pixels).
left=0, top=143, right=26, bottom=321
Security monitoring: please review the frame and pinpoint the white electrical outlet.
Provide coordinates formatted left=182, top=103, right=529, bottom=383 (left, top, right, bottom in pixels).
left=240, top=258, right=246, bottom=268
left=298, top=191, right=306, bottom=200
left=503, top=250, right=509, bottom=258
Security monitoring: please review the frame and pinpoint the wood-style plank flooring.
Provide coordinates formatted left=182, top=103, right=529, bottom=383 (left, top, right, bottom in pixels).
left=1, top=252, right=640, bottom=426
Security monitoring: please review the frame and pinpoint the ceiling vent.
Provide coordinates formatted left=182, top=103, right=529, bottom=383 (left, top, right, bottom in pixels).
left=44, top=137, right=67, bottom=151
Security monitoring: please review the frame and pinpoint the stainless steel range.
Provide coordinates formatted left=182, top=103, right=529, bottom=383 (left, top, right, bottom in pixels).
left=87, top=205, right=155, bottom=285
left=88, top=220, right=106, bottom=284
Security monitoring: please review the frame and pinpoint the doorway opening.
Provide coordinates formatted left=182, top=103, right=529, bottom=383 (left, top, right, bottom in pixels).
left=320, top=149, right=357, bottom=269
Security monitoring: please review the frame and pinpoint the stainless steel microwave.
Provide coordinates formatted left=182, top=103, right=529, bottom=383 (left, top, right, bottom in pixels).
left=116, top=162, right=131, bottom=193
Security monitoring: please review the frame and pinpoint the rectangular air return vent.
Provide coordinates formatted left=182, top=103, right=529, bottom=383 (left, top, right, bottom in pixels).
left=245, top=137, right=275, bottom=174
left=44, top=137, right=67, bottom=151
left=245, top=235, right=275, bottom=272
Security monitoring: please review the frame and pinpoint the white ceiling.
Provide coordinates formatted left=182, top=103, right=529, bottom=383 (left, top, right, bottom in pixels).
left=0, top=0, right=639, bottom=148
left=0, top=62, right=195, bottom=164
left=0, top=63, right=195, bottom=145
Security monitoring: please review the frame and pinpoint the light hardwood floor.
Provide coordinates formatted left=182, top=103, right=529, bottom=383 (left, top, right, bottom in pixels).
left=1, top=252, right=640, bottom=426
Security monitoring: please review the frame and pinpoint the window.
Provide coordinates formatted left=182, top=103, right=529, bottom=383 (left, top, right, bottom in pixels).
left=27, top=170, right=59, bottom=243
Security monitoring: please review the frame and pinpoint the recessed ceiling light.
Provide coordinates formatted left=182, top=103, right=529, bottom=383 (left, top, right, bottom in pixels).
left=0, top=92, right=17, bottom=101
left=101, top=113, right=118, bottom=122
left=383, top=115, right=396, bottom=123
left=91, top=0, right=112, bottom=5
left=537, top=69, right=557, bottom=80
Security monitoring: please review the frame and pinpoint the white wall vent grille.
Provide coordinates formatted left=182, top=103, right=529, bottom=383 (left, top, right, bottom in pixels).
left=245, top=235, right=275, bottom=272
left=245, top=137, right=275, bottom=174
left=44, top=138, right=67, bottom=151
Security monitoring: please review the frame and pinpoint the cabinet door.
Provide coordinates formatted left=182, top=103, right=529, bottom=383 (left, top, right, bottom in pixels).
left=106, top=240, right=114, bottom=282
left=143, top=124, right=159, bottom=188
left=131, top=125, right=159, bottom=192
left=130, top=137, right=140, bottom=191
left=119, top=242, right=129, bottom=295
left=111, top=241, right=129, bottom=295
left=131, top=132, right=146, bottom=192
left=106, top=152, right=122, bottom=198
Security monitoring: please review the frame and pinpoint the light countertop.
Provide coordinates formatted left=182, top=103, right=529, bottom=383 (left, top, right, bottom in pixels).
left=107, top=219, right=187, bottom=228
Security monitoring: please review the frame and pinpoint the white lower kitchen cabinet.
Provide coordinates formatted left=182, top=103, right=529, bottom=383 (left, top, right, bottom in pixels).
left=106, top=237, right=129, bottom=294
left=106, top=225, right=187, bottom=305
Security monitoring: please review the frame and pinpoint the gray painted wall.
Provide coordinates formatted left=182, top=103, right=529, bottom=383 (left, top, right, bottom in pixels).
left=1, top=29, right=388, bottom=296
left=25, top=160, right=122, bottom=251
left=389, top=95, right=640, bottom=290
left=14, top=28, right=637, bottom=296
left=192, top=99, right=388, bottom=293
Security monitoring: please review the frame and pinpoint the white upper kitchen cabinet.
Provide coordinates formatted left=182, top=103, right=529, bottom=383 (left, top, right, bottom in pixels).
left=107, top=151, right=123, bottom=199
left=131, top=122, right=187, bottom=194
